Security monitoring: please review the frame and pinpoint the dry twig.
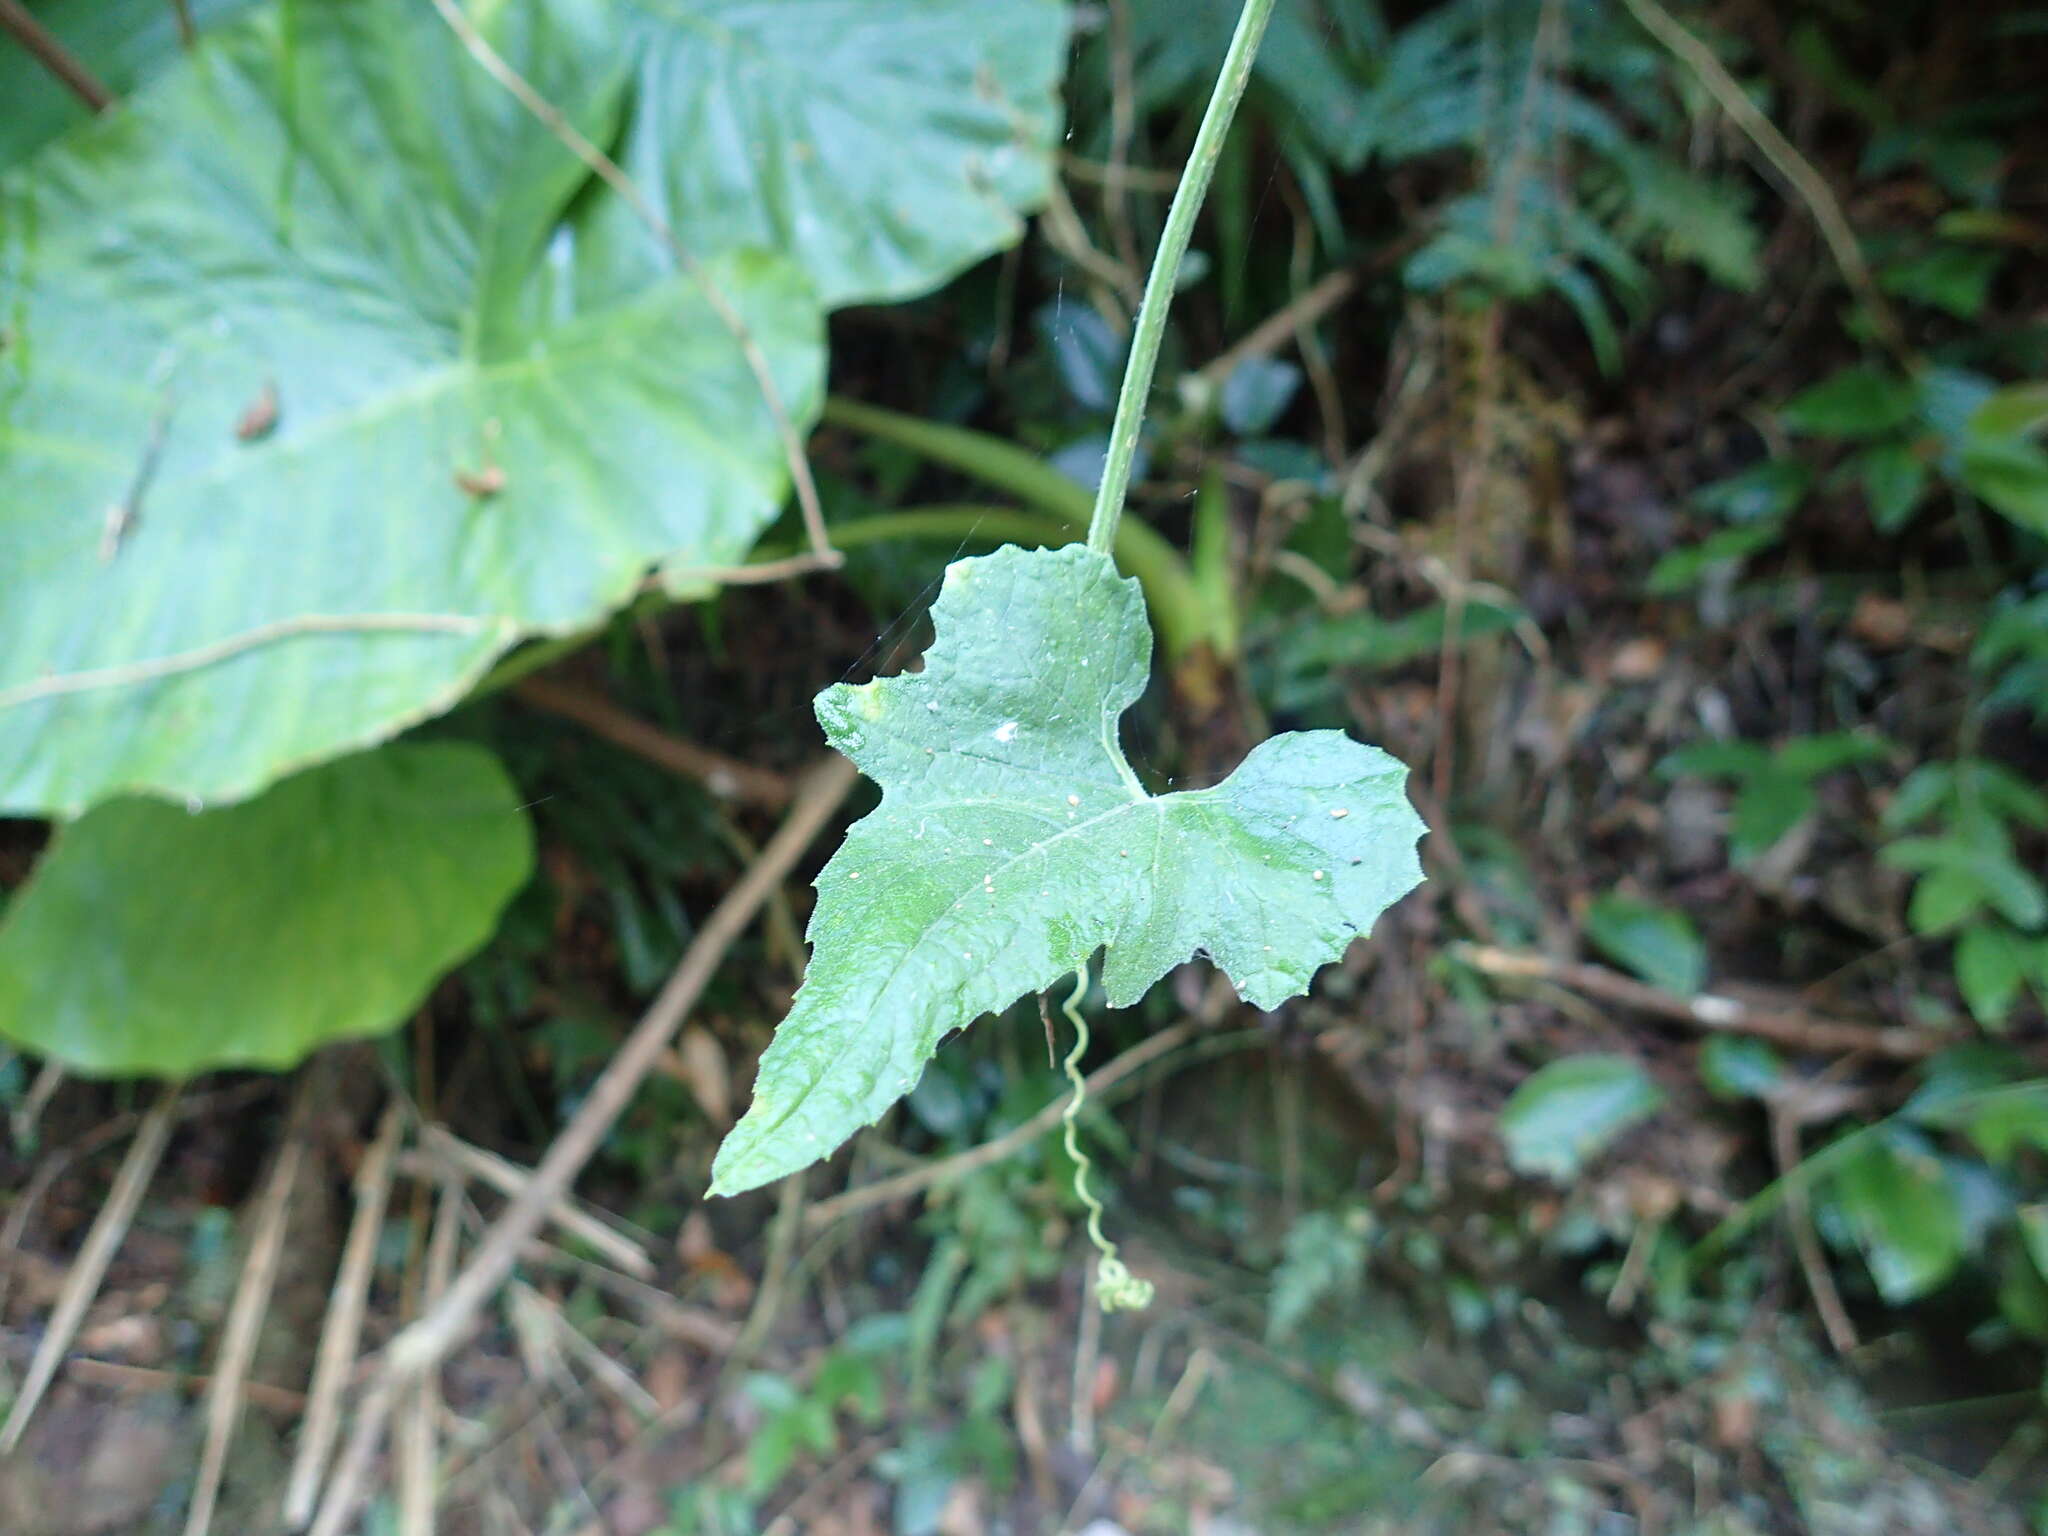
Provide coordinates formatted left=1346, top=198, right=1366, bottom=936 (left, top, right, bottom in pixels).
left=183, top=1084, right=311, bottom=1536
left=515, top=675, right=794, bottom=807
left=416, top=1125, right=653, bottom=1278
left=1197, top=268, right=1359, bottom=391
left=1617, top=0, right=1908, bottom=358
left=1454, top=944, right=1945, bottom=1059
left=0, top=0, right=113, bottom=110
left=805, top=1021, right=1198, bottom=1230
left=285, top=1104, right=406, bottom=1528
left=308, top=755, right=857, bottom=1536
left=1768, top=1101, right=1858, bottom=1355
left=1, top=1082, right=182, bottom=1453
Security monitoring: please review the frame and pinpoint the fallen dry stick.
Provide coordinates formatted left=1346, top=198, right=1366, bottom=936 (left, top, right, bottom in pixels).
left=1454, top=944, right=1945, bottom=1059
left=283, top=1103, right=404, bottom=1529
left=804, top=1020, right=1200, bottom=1231
left=184, top=1085, right=310, bottom=1536
left=514, top=675, right=793, bottom=808
left=2, top=1083, right=182, bottom=1453
left=308, top=755, right=857, bottom=1536
left=415, top=1125, right=654, bottom=1278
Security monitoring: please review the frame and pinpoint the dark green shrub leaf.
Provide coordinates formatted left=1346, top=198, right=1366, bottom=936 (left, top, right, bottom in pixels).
left=1960, top=437, right=2048, bottom=537
left=1645, top=522, right=1785, bottom=595
left=0, top=743, right=533, bottom=1076
left=1699, top=1037, right=1784, bottom=1102
left=1500, top=1055, right=1664, bottom=1182
left=1906, top=865, right=1989, bottom=936
left=1731, top=769, right=1816, bottom=863
left=1956, top=923, right=2030, bottom=1029
left=1827, top=1130, right=1968, bottom=1304
left=1855, top=440, right=1931, bottom=532
left=1780, top=366, right=1917, bottom=438
left=1879, top=246, right=2003, bottom=320
left=1584, top=894, right=1706, bottom=996
left=1969, top=382, right=2048, bottom=442
left=1690, top=459, right=1813, bottom=525
left=1775, top=731, right=1890, bottom=779
left=710, top=545, right=1426, bottom=1195
left=1220, top=357, right=1305, bottom=436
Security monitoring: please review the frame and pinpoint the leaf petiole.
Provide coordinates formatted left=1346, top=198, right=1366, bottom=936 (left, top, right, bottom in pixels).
left=1085, top=0, right=1279, bottom=556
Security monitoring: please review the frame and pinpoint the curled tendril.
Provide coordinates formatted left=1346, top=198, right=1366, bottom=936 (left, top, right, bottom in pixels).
left=1058, top=967, right=1154, bottom=1313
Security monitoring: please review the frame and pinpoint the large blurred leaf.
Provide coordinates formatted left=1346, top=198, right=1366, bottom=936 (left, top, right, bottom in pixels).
left=1, top=0, right=1069, bottom=818
left=0, top=742, right=533, bottom=1076
left=0, top=0, right=820, bottom=816
left=1780, top=366, right=1917, bottom=438
left=0, top=0, right=261, bottom=167
left=577, top=0, right=1068, bottom=310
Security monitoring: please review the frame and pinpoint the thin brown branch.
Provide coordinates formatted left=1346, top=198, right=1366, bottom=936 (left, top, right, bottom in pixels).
left=414, top=1125, right=654, bottom=1278
left=1196, top=268, right=1359, bottom=390
left=284, top=1104, right=404, bottom=1529
left=805, top=1021, right=1198, bottom=1231
left=1, top=1082, right=181, bottom=1453
left=515, top=675, right=793, bottom=807
left=0, top=0, right=113, bottom=111
left=184, top=1082, right=310, bottom=1536
left=1769, top=1102, right=1858, bottom=1355
left=1454, top=944, right=1945, bottom=1059
left=398, top=1176, right=461, bottom=1536
left=308, top=755, right=858, bottom=1536
left=424, top=0, right=839, bottom=572
left=1617, top=0, right=1909, bottom=359
left=64, top=1358, right=306, bottom=1414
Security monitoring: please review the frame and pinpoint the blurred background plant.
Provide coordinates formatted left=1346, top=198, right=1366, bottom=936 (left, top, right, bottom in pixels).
left=2, top=0, right=2047, bottom=1532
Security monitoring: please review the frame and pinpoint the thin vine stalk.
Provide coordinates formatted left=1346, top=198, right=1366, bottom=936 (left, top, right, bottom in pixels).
left=1085, top=0, right=1278, bottom=555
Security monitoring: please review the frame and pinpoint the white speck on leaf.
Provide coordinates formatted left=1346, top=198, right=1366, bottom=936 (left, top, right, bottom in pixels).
left=993, top=720, right=1019, bottom=742
left=1066, top=794, right=1080, bottom=806
left=1312, top=870, right=1325, bottom=881
left=1330, top=808, right=1349, bottom=819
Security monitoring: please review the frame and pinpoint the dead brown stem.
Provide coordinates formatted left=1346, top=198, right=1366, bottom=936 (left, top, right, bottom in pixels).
left=307, top=755, right=857, bottom=1535
left=0, top=0, right=113, bottom=111
left=1455, top=944, right=1945, bottom=1059
left=515, top=675, right=793, bottom=808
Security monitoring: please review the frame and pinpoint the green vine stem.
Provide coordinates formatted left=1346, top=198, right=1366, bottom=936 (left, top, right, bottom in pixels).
left=1085, top=0, right=1279, bottom=556
left=1059, top=967, right=1155, bottom=1313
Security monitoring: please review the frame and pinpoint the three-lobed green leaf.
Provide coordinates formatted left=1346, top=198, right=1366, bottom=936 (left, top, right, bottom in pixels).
left=710, top=544, right=1425, bottom=1195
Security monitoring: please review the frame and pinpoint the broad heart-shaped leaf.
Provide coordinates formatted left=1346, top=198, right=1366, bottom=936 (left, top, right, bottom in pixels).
left=0, top=0, right=817, bottom=817
left=574, top=0, right=1069, bottom=311
left=0, top=742, right=533, bottom=1077
left=710, top=544, right=1425, bottom=1195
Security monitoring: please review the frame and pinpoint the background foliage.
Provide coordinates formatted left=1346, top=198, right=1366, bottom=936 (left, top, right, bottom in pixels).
left=2, top=0, right=2048, bottom=1532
